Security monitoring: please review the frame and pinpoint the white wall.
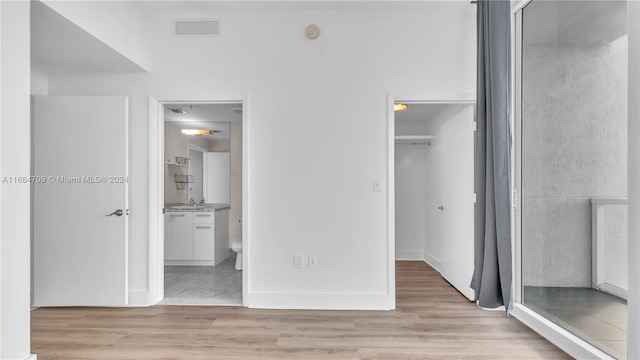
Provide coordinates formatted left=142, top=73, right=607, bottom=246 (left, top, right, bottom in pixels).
left=0, top=1, right=32, bottom=358
left=394, top=119, right=432, bottom=260
left=41, top=0, right=150, bottom=71
left=30, top=67, right=48, bottom=96
left=45, top=1, right=475, bottom=309
left=394, top=145, right=427, bottom=260
left=210, top=139, right=231, bottom=152
left=146, top=4, right=475, bottom=309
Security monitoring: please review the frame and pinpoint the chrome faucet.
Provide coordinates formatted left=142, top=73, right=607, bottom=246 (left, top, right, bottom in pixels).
left=189, top=198, right=197, bottom=206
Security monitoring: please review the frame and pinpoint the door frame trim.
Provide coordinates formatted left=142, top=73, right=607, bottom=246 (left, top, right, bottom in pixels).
left=148, top=94, right=248, bottom=307
left=386, top=92, right=475, bottom=309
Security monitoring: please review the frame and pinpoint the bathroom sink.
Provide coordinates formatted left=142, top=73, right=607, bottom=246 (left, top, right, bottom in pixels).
left=169, top=205, right=207, bottom=210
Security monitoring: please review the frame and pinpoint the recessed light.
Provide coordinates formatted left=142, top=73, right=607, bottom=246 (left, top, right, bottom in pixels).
left=181, top=129, right=221, bottom=136
left=394, top=103, right=408, bottom=112
left=169, top=108, right=188, bottom=114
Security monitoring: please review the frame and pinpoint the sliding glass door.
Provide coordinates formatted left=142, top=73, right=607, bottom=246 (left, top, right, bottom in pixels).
left=517, top=1, right=628, bottom=358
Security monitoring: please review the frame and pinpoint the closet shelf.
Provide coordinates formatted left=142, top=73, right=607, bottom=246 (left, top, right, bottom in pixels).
left=394, top=135, right=436, bottom=144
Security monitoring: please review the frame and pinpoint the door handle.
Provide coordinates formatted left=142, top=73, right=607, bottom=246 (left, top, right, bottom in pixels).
left=438, top=205, right=445, bottom=211
left=106, top=209, right=123, bottom=217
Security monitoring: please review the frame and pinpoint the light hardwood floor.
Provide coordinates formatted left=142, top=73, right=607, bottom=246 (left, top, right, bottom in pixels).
left=31, top=261, right=571, bottom=359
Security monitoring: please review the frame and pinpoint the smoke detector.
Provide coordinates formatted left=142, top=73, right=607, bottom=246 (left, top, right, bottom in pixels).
left=305, top=24, right=320, bottom=40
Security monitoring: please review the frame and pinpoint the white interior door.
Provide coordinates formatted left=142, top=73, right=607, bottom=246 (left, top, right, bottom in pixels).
left=33, top=96, right=129, bottom=306
left=203, top=152, right=230, bottom=203
left=440, top=105, right=475, bottom=301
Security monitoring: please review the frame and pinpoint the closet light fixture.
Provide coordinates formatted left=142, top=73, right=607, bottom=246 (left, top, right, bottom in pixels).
left=394, top=103, right=408, bottom=112
left=169, top=107, right=188, bottom=114
left=181, top=129, right=221, bottom=136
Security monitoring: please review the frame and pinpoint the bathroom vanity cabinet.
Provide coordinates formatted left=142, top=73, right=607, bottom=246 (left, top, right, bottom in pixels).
left=165, top=212, right=194, bottom=260
left=164, top=208, right=229, bottom=266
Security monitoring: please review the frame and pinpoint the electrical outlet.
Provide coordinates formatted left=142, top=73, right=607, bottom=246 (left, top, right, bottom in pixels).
left=294, top=255, right=304, bottom=269
left=308, top=256, right=317, bottom=268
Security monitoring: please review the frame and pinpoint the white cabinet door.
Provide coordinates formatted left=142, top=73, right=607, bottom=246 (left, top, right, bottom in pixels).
left=203, top=152, right=230, bottom=203
left=194, top=225, right=215, bottom=261
left=165, top=212, right=194, bottom=260
left=194, top=212, right=215, bottom=261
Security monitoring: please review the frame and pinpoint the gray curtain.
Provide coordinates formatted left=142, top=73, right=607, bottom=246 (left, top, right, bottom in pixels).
left=470, top=0, right=513, bottom=313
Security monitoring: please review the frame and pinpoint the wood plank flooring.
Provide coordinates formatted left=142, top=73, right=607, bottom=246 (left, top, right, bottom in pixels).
left=31, top=261, right=572, bottom=359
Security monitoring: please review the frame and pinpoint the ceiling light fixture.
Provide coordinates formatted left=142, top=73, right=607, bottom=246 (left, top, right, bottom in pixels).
left=394, top=103, right=408, bottom=112
left=169, top=108, right=188, bottom=114
left=181, top=129, right=221, bottom=136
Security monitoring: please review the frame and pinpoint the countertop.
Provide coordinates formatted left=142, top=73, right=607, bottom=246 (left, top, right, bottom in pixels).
left=164, top=203, right=230, bottom=212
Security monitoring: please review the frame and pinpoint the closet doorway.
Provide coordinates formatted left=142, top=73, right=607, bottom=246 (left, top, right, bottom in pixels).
left=393, top=100, right=475, bottom=300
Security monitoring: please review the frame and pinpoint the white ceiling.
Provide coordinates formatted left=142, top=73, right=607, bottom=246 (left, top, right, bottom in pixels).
left=523, top=1, right=626, bottom=48
left=138, top=0, right=470, bottom=13
left=31, top=1, right=146, bottom=74
left=164, top=103, right=242, bottom=141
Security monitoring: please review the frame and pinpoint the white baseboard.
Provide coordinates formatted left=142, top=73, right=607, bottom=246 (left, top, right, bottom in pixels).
left=511, top=304, right=614, bottom=360
left=128, top=290, right=149, bottom=307
left=246, top=292, right=393, bottom=310
left=25, top=355, right=37, bottom=360
left=423, top=251, right=441, bottom=273
left=396, top=250, right=424, bottom=260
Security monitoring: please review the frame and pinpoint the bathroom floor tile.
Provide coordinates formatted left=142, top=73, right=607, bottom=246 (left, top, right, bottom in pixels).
left=162, top=251, right=242, bottom=306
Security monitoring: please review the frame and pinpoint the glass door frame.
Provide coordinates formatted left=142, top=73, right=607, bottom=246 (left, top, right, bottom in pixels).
left=509, top=1, right=624, bottom=358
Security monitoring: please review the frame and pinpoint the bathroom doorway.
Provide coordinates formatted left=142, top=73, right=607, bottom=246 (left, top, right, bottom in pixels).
left=160, top=102, right=244, bottom=305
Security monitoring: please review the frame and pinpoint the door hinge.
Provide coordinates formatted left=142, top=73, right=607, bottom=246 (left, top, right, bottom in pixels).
left=472, top=121, right=477, bottom=132
left=512, top=187, right=518, bottom=210
left=473, top=193, right=477, bottom=203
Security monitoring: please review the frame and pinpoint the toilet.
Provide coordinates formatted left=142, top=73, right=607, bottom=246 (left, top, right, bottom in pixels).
left=231, top=239, right=242, bottom=270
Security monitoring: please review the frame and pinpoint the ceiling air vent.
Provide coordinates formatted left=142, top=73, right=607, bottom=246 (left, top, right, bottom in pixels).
left=175, top=20, right=219, bottom=36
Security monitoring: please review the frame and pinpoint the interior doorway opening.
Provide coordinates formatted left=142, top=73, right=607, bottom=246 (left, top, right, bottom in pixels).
left=391, top=97, right=476, bottom=302
left=150, top=99, right=246, bottom=306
